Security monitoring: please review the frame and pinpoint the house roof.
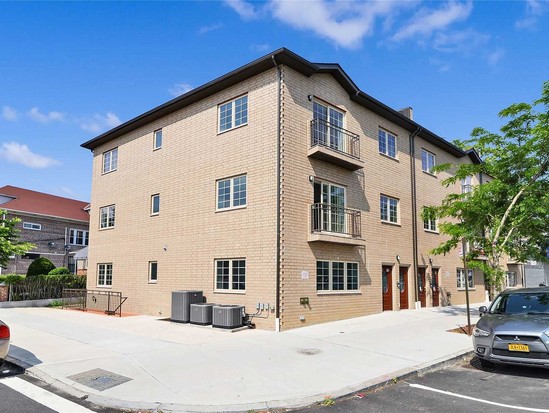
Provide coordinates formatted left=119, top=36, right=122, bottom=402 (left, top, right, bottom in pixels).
left=81, top=47, right=474, bottom=161
left=0, top=185, right=90, bottom=223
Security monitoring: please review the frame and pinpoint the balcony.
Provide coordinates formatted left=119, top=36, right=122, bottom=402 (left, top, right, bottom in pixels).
left=308, top=203, right=364, bottom=246
left=308, top=119, right=363, bottom=171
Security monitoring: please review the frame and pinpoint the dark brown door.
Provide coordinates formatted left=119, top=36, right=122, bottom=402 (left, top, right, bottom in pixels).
left=399, top=266, right=409, bottom=310
left=382, top=265, right=393, bottom=311
left=432, top=268, right=440, bottom=307
left=418, top=267, right=426, bottom=308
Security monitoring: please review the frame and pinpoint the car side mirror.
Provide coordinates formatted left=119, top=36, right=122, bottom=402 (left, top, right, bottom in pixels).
left=479, top=306, right=488, bottom=316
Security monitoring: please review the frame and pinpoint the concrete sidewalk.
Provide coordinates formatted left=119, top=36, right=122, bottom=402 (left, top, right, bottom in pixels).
left=0, top=304, right=484, bottom=412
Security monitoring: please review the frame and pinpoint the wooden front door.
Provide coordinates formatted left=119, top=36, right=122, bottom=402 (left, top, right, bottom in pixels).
left=382, top=265, right=393, bottom=311
left=432, top=268, right=440, bottom=307
left=399, top=266, right=409, bottom=310
left=418, top=267, right=427, bottom=308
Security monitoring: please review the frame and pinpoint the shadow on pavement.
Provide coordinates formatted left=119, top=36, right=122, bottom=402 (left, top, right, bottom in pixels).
left=469, top=356, right=549, bottom=379
left=0, top=360, right=25, bottom=378
left=7, top=345, right=42, bottom=368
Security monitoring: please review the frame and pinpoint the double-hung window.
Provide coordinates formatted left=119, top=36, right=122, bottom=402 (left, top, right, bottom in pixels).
left=102, top=148, right=118, bottom=174
left=506, top=271, right=517, bottom=288
left=316, top=261, right=359, bottom=291
left=380, top=195, right=398, bottom=224
left=97, top=263, right=113, bottom=287
left=151, top=194, right=160, bottom=215
left=312, top=101, right=345, bottom=152
left=154, top=129, right=162, bottom=150
left=217, top=175, right=247, bottom=210
left=100, top=205, right=116, bottom=229
left=423, top=215, right=437, bottom=232
left=23, top=222, right=41, bottom=231
left=457, top=268, right=474, bottom=289
left=215, top=259, right=245, bottom=291
left=461, top=176, right=472, bottom=194
left=421, top=149, right=436, bottom=174
left=70, top=229, right=89, bottom=246
left=219, top=95, right=248, bottom=132
left=378, top=129, right=397, bottom=158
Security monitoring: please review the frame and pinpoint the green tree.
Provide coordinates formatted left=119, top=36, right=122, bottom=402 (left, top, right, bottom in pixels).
left=424, top=81, right=549, bottom=298
left=0, top=210, right=35, bottom=269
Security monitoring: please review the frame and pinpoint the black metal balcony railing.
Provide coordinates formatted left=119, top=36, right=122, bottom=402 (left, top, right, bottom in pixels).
left=311, top=118, right=360, bottom=159
left=311, top=203, right=361, bottom=238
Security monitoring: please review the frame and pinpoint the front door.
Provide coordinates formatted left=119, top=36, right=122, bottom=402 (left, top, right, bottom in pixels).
left=399, top=266, right=409, bottom=310
left=418, top=267, right=427, bottom=308
left=432, top=268, right=440, bottom=307
left=382, top=265, right=393, bottom=311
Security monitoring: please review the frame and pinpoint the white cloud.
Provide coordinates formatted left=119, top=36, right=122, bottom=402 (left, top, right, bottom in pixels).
left=225, top=0, right=260, bottom=20
left=169, top=83, right=193, bottom=97
left=198, top=23, right=223, bottom=35
left=392, top=1, right=473, bottom=42
left=250, top=43, right=271, bottom=53
left=2, top=106, right=18, bottom=121
left=516, top=0, right=548, bottom=29
left=428, top=58, right=452, bottom=72
left=27, top=107, right=66, bottom=123
left=487, top=48, right=505, bottom=65
left=431, top=29, right=489, bottom=53
left=0, top=141, right=60, bottom=168
left=80, top=112, right=121, bottom=133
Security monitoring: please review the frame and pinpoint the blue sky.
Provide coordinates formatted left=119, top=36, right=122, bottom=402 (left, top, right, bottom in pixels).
left=1, top=1, right=547, bottom=202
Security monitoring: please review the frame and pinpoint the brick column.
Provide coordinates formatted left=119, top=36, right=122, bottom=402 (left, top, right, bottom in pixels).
left=0, top=284, right=8, bottom=302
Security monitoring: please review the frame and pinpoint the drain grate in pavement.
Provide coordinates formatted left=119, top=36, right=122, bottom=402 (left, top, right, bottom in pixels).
left=68, top=368, right=132, bottom=391
left=297, top=348, right=321, bottom=356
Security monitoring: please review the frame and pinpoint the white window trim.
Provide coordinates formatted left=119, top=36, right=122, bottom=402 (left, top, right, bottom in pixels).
left=214, top=258, right=246, bottom=292
left=102, top=148, right=118, bottom=174
left=457, top=268, right=474, bottom=290
left=421, top=148, right=436, bottom=175
left=423, top=218, right=438, bottom=233
left=97, top=263, right=113, bottom=287
left=380, top=194, right=399, bottom=224
left=378, top=128, right=398, bottom=159
left=151, top=194, right=160, bottom=216
left=505, top=271, right=517, bottom=288
left=216, top=174, right=247, bottom=211
left=153, top=129, right=162, bottom=150
left=149, top=261, right=158, bottom=283
left=218, top=94, right=248, bottom=134
left=316, top=260, right=359, bottom=292
left=69, top=228, right=89, bottom=245
left=23, top=222, right=41, bottom=231
left=99, top=205, right=116, bottom=229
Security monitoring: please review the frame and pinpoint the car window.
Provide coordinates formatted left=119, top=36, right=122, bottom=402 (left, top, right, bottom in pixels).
left=490, top=292, right=549, bottom=314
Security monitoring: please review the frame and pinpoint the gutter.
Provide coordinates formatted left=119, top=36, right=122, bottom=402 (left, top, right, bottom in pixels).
left=272, top=55, right=282, bottom=332
left=409, top=126, right=422, bottom=307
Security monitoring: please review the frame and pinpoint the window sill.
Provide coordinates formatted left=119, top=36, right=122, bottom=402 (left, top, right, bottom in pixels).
left=217, top=123, right=248, bottom=135
left=95, top=285, right=112, bottom=289
left=213, top=290, right=246, bottom=295
left=379, top=152, right=399, bottom=162
left=148, top=280, right=157, bottom=284
left=216, top=205, right=247, bottom=213
left=381, top=220, right=401, bottom=227
left=457, top=288, right=476, bottom=291
left=422, top=170, right=437, bottom=178
left=150, top=213, right=159, bottom=217
left=99, top=227, right=115, bottom=231
left=101, top=169, right=117, bottom=176
left=153, top=147, right=162, bottom=151
left=317, top=291, right=362, bottom=296
left=424, top=229, right=439, bottom=234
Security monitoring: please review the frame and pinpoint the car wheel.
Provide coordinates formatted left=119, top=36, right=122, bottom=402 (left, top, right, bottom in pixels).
left=478, top=358, right=495, bottom=369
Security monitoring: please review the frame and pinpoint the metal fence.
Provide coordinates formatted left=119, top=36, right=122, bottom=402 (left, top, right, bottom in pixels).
left=62, top=289, right=127, bottom=317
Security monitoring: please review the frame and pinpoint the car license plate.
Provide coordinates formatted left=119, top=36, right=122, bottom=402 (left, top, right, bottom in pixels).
left=508, top=343, right=529, bottom=352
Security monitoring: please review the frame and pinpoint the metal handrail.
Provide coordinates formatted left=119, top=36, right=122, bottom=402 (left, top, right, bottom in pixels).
left=310, top=203, right=361, bottom=238
left=310, top=118, right=360, bottom=159
left=62, top=288, right=127, bottom=317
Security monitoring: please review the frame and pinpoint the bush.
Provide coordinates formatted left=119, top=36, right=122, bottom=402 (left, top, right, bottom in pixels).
left=48, top=267, right=70, bottom=275
left=4, top=274, right=24, bottom=284
left=27, top=257, right=55, bottom=277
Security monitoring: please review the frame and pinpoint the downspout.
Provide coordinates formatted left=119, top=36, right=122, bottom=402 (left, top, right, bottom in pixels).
left=409, top=126, right=422, bottom=308
left=272, top=55, right=282, bottom=331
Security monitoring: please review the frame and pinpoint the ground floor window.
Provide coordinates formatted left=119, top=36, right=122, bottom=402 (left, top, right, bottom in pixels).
left=97, top=263, right=113, bottom=287
left=149, top=261, right=158, bottom=283
left=317, top=261, right=359, bottom=291
left=457, top=268, right=473, bottom=289
left=506, top=271, right=517, bottom=288
left=215, top=259, right=245, bottom=291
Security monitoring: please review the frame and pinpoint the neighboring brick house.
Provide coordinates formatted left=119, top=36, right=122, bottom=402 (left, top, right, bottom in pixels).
left=0, top=186, right=90, bottom=275
left=80, top=48, right=520, bottom=331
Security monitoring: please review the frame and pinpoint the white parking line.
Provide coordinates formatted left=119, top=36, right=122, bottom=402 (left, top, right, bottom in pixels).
left=409, top=383, right=549, bottom=412
left=2, top=376, right=95, bottom=413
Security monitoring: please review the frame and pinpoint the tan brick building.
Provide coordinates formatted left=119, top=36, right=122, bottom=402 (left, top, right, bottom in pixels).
left=81, top=49, right=521, bottom=330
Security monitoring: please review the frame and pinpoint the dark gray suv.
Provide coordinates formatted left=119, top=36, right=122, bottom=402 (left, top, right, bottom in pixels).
left=473, top=287, right=549, bottom=369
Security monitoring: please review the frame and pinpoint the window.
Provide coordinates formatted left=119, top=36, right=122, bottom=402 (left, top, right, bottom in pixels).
left=424, top=218, right=437, bottom=232
left=378, top=129, right=397, bottom=158
left=461, top=176, right=472, bottom=194
left=151, top=194, right=160, bottom=215
left=421, top=149, right=436, bottom=174
left=457, top=268, right=474, bottom=289
left=316, top=261, right=359, bottom=291
left=215, top=259, right=245, bottom=291
left=154, top=129, right=162, bottom=150
left=506, top=271, right=517, bottom=288
left=149, top=261, right=158, bottom=283
left=216, top=175, right=247, bottom=210
left=380, top=195, right=398, bottom=224
left=23, top=222, right=41, bottom=231
left=70, top=229, right=89, bottom=246
left=102, top=148, right=118, bottom=174
left=100, top=205, right=116, bottom=229
left=97, top=263, right=113, bottom=287
left=312, top=101, right=345, bottom=151
left=312, top=181, right=346, bottom=233
left=219, top=95, right=248, bottom=132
